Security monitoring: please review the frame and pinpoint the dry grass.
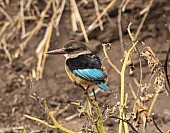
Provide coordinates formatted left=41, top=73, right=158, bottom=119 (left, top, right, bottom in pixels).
left=0, top=0, right=169, bottom=133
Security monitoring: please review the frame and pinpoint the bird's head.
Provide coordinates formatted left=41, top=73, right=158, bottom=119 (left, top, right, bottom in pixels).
left=47, top=40, right=90, bottom=58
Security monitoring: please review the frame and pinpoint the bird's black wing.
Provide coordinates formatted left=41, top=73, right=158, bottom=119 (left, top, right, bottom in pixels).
left=66, top=54, right=106, bottom=82
left=66, top=54, right=102, bottom=70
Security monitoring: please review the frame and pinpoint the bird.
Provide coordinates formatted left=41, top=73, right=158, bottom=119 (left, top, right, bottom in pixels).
left=47, top=40, right=110, bottom=91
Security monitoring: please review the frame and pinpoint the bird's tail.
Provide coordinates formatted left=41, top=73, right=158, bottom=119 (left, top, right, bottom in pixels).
left=97, top=82, right=110, bottom=91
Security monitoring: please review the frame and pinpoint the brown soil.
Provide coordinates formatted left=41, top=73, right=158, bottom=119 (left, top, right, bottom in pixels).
left=0, top=0, right=170, bottom=133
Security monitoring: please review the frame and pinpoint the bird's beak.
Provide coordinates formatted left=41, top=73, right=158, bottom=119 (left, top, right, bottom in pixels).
left=46, top=48, right=66, bottom=55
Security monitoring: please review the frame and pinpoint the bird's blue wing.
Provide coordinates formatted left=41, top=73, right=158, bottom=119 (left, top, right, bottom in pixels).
left=73, top=69, right=110, bottom=91
left=72, top=68, right=105, bottom=81
left=97, top=82, right=110, bottom=91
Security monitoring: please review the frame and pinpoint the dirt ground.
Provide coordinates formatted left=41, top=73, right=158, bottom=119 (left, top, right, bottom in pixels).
left=0, top=0, right=170, bottom=133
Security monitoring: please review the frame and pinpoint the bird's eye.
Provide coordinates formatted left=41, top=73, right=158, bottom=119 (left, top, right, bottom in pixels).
left=91, top=55, right=96, bottom=58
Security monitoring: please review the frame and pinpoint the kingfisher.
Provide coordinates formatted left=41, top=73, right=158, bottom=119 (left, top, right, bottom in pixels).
left=47, top=40, right=110, bottom=91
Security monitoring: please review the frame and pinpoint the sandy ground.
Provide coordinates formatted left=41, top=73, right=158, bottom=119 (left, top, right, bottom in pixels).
left=0, top=0, right=170, bottom=132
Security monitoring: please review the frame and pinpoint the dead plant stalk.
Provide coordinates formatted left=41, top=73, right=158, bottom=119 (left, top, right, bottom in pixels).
left=20, top=0, right=52, bottom=50
left=70, top=0, right=89, bottom=42
left=119, top=40, right=138, bottom=133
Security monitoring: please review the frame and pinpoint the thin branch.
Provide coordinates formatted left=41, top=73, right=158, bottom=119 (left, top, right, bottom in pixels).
left=148, top=92, right=159, bottom=116
left=0, top=22, right=10, bottom=37
left=24, top=115, right=55, bottom=129
left=93, top=0, right=103, bottom=31
left=1, top=39, right=12, bottom=65
left=54, top=0, right=66, bottom=28
left=122, top=0, right=131, bottom=12
left=164, top=46, right=170, bottom=93
left=0, top=7, right=13, bottom=22
left=20, top=0, right=26, bottom=38
left=151, top=114, right=164, bottom=133
left=102, top=43, right=121, bottom=75
left=109, top=116, right=138, bottom=133
left=129, top=83, right=137, bottom=99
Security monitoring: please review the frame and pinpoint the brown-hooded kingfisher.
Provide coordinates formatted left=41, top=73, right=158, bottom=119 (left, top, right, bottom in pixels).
left=47, top=40, right=110, bottom=91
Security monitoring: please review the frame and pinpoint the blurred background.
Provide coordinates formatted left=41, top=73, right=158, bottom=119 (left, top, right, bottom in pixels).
left=0, top=0, right=169, bottom=132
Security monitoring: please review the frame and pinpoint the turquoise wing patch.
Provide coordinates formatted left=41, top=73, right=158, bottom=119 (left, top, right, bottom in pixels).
left=72, top=68, right=105, bottom=81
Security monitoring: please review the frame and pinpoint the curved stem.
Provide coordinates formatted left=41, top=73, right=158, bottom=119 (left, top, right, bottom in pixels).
left=24, top=115, right=55, bottom=129
left=102, top=43, right=121, bottom=75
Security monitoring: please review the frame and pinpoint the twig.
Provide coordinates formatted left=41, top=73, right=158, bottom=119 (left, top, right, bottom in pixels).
left=70, top=0, right=89, bottom=42
left=20, top=0, right=26, bottom=38
left=129, top=83, right=137, bottom=100
left=23, top=125, right=27, bottom=133
left=139, top=55, right=143, bottom=85
left=164, top=46, right=170, bottom=93
left=128, top=21, right=144, bottom=90
left=88, top=0, right=117, bottom=31
left=102, top=43, right=121, bottom=75
left=29, top=93, right=45, bottom=109
left=122, top=0, right=131, bottom=12
left=70, top=3, right=78, bottom=32
left=54, top=0, right=66, bottom=28
left=1, top=39, right=12, bottom=65
left=25, top=0, right=33, bottom=11
left=24, top=115, right=55, bottom=129
left=92, top=88, right=97, bottom=101
left=109, top=116, right=138, bottom=133
left=93, top=0, right=103, bottom=31
left=133, top=78, right=140, bottom=88
left=0, top=1, right=6, bottom=8
left=0, top=7, right=13, bottom=22
left=0, top=22, right=10, bottom=37
left=148, top=92, right=159, bottom=116
left=65, top=113, right=78, bottom=121
left=151, top=114, right=164, bottom=133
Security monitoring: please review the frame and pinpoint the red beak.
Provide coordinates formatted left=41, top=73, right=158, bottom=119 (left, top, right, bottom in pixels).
left=46, top=48, right=66, bottom=55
